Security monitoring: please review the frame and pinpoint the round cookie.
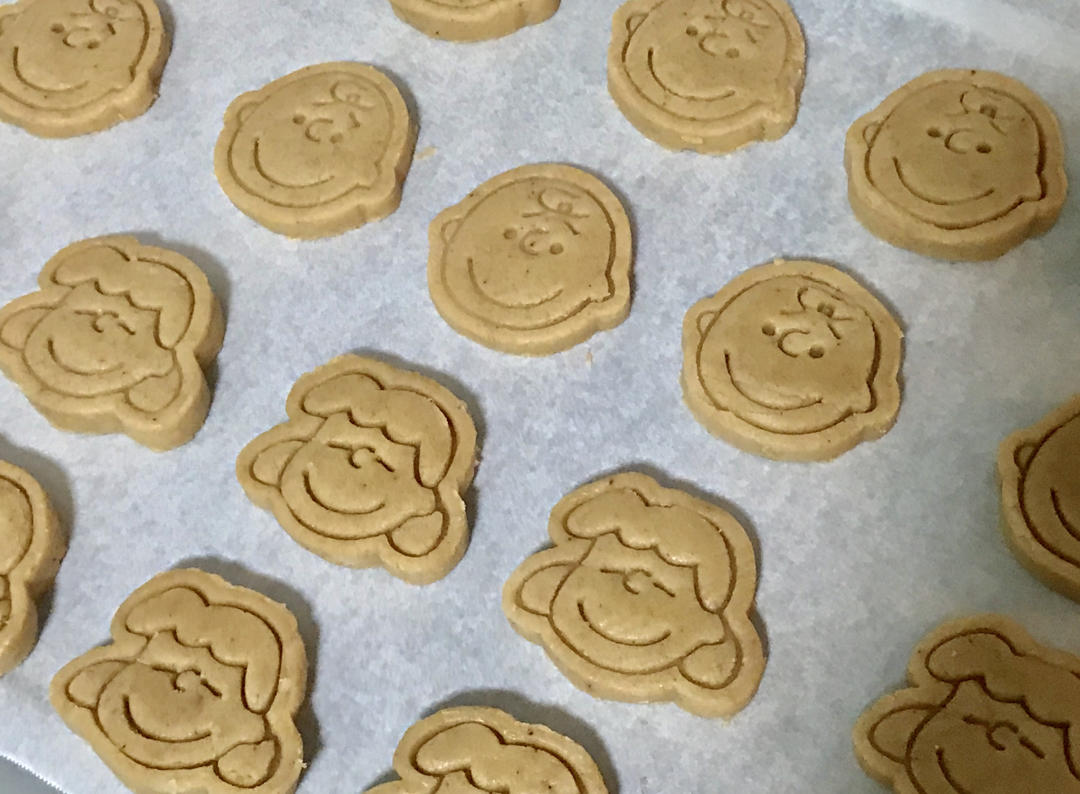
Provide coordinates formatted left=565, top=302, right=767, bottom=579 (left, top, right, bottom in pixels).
left=215, top=62, right=418, bottom=239
left=387, top=0, right=560, bottom=41
left=845, top=69, right=1067, bottom=261
left=428, top=163, right=632, bottom=355
left=0, top=0, right=169, bottom=137
left=682, top=259, right=903, bottom=461
left=608, top=0, right=805, bottom=154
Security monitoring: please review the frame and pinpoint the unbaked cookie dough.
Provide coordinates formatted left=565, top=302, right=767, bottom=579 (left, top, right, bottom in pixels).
left=503, top=472, right=763, bottom=718
left=608, top=0, right=805, bottom=153
left=51, top=568, right=307, bottom=794
left=845, top=69, right=1067, bottom=261
left=0, top=235, right=225, bottom=450
left=0, top=0, right=169, bottom=137
left=682, top=259, right=903, bottom=461
left=428, top=163, right=632, bottom=355
left=388, top=0, right=560, bottom=41
left=215, top=62, right=418, bottom=238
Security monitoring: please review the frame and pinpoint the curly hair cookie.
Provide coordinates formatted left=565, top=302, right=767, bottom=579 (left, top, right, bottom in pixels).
left=0, top=235, right=224, bottom=451
left=997, top=394, right=1080, bottom=601
left=215, top=62, right=418, bottom=239
left=845, top=69, right=1067, bottom=261
left=0, top=0, right=169, bottom=137
left=237, top=355, right=477, bottom=585
left=503, top=472, right=763, bottom=718
left=0, top=460, right=64, bottom=676
left=428, top=164, right=632, bottom=355
left=51, top=568, right=307, bottom=794
left=362, top=707, right=609, bottom=794
left=608, top=0, right=805, bottom=154
left=682, top=259, right=902, bottom=461
left=854, top=615, right=1080, bottom=794
left=388, top=0, right=560, bottom=41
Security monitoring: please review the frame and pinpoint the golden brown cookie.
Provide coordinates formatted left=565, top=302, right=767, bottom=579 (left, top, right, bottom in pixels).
left=0, top=460, right=64, bottom=676
left=215, top=62, right=418, bottom=239
left=387, top=0, right=560, bottom=41
left=0, top=0, right=169, bottom=137
left=237, top=354, right=477, bottom=584
left=854, top=615, right=1080, bottom=794
left=361, top=706, right=609, bottom=794
left=997, top=394, right=1080, bottom=601
left=682, top=259, right=902, bottom=461
left=608, top=0, right=805, bottom=153
left=503, top=472, right=763, bottom=718
left=0, top=235, right=225, bottom=451
left=845, top=69, right=1067, bottom=261
left=51, top=568, right=307, bottom=794
left=428, top=164, right=633, bottom=355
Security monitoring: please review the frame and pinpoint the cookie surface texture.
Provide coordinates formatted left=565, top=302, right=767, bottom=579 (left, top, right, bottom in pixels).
left=388, top=0, right=560, bottom=41
left=503, top=472, right=763, bottom=718
left=362, top=706, right=609, bottom=794
left=428, top=163, right=632, bottom=355
left=998, top=394, right=1080, bottom=600
left=854, top=615, right=1080, bottom=794
left=50, top=567, right=307, bottom=794
left=608, top=0, right=805, bottom=153
left=0, top=235, right=225, bottom=450
left=845, top=69, right=1067, bottom=261
left=237, top=354, right=477, bottom=584
left=215, top=62, right=418, bottom=239
left=0, top=0, right=169, bottom=136
left=682, top=259, right=902, bottom=461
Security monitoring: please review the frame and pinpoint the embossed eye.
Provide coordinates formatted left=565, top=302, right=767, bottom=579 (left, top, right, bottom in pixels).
left=292, top=114, right=305, bottom=125
left=503, top=228, right=516, bottom=240
left=809, top=345, right=825, bottom=359
left=761, top=322, right=776, bottom=336
left=927, top=127, right=942, bottom=138
left=50, top=22, right=64, bottom=32
left=726, top=48, right=740, bottom=58
left=685, top=25, right=699, bottom=36
left=549, top=243, right=564, bottom=255
left=86, top=40, right=99, bottom=49
left=329, top=132, right=343, bottom=144
left=979, top=104, right=997, bottom=119
left=817, top=302, right=834, bottom=317
left=976, top=143, right=992, bottom=154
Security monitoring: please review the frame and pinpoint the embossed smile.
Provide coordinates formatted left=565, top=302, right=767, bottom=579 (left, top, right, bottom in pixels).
left=893, top=158, right=994, bottom=206
left=646, top=48, right=736, bottom=101
left=252, top=139, right=334, bottom=189
left=724, top=352, right=822, bottom=410
left=577, top=600, right=671, bottom=647
left=11, top=47, right=89, bottom=93
left=46, top=338, right=121, bottom=376
left=465, top=257, right=564, bottom=308
left=301, top=468, right=385, bottom=515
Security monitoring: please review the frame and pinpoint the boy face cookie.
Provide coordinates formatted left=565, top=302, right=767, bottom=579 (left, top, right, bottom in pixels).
left=854, top=616, right=1080, bottom=794
left=682, top=259, right=902, bottom=461
left=428, top=164, right=633, bottom=355
left=845, top=70, right=1067, bottom=260
left=215, top=62, right=417, bottom=239
left=0, top=236, right=224, bottom=450
left=236, top=354, right=477, bottom=585
left=0, top=0, right=168, bottom=136
left=50, top=569, right=307, bottom=794
left=387, top=0, right=560, bottom=41
left=503, top=472, right=763, bottom=718
left=608, top=0, right=805, bottom=153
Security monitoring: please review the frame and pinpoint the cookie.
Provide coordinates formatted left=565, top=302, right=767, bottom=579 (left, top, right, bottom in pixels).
left=237, top=354, right=477, bottom=584
left=997, top=394, right=1080, bottom=601
left=608, top=0, right=805, bottom=153
left=215, top=62, right=418, bottom=239
left=0, top=0, right=169, bottom=137
left=682, top=259, right=902, bottom=461
left=387, top=0, right=560, bottom=41
left=854, top=615, right=1080, bottom=793
left=50, top=568, right=307, bottom=794
left=845, top=69, right=1067, bottom=261
left=0, top=235, right=225, bottom=451
left=428, top=164, right=633, bottom=355
left=503, top=472, right=763, bottom=718
left=362, top=706, right=609, bottom=794
left=0, top=460, right=64, bottom=676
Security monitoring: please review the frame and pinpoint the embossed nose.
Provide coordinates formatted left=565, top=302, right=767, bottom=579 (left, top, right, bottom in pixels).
left=926, top=125, right=993, bottom=155
left=760, top=320, right=829, bottom=359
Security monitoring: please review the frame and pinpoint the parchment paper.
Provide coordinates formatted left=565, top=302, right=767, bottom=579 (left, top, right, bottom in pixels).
left=0, top=0, right=1078, bottom=791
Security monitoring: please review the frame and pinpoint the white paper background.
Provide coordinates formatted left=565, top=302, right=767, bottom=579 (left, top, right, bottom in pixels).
left=0, top=0, right=1078, bottom=791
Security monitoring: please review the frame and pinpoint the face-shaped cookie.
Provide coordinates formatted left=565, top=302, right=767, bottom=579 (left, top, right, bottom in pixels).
left=0, top=0, right=168, bottom=136
left=608, top=0, right=805, bottom=153
left=0, top=236, right=224, bottom=450
left=387, top=0, right=560, bottom=41
left=845, top=69, right=1067, bottom=261
left=215, top=62, right=417, bottom=238
left=854, top=616, right=1080, bottom=794
left=428, top=164, right=633, bottom=355
left=237, top=354, right=477, bottom=584
left=682, top=259, right=902, bottom=461
left=998, top=394, right=1080, bottom=601
left=50, top=568, right=307, bottom=794
left=503, top=472, right=763, bottom=718
left=362, top=707, right=609, bottom=794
